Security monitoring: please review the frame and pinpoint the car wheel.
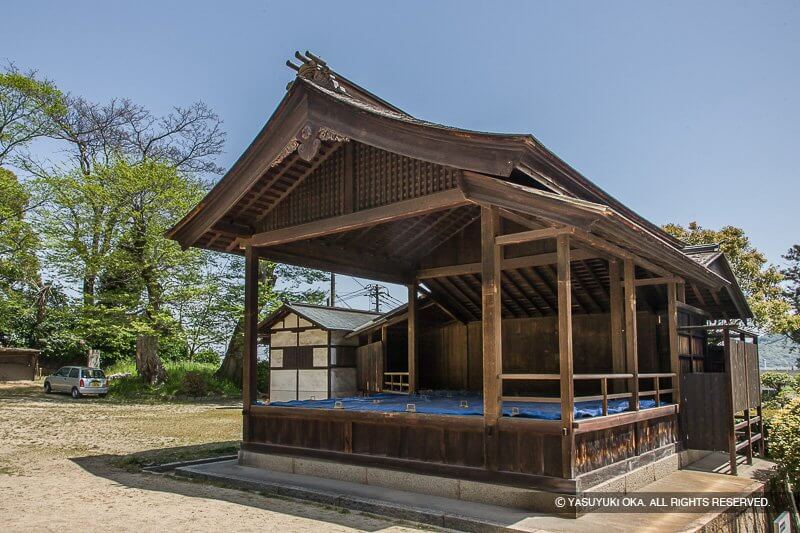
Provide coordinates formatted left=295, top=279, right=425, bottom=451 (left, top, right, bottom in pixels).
left=71, top=387, right=81, bottom=399
left=98, top=393, right=107, bottom=398
left=44, top=382, right=52, bottom=394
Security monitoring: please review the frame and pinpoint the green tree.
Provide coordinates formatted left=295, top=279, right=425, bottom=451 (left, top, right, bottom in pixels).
left=663, top=222, right=798, bottom=334
left=0, top=65, right=65, bottom=164
left=782, top=245, right=800, bottom=348
left=0, top=168, right=41, bottom=344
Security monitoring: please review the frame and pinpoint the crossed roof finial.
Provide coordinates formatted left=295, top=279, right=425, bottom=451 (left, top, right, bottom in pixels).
left=286, top=51, right=345, bottom=93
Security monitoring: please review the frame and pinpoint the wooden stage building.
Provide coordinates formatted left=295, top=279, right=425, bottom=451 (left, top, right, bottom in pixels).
left=168, top=52, right=763, bottom=498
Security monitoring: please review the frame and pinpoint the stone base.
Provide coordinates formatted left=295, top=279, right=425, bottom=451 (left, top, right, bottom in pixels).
left=239, top=449, right=569, bottom=515
left=238, top=446, right=694, bottom=516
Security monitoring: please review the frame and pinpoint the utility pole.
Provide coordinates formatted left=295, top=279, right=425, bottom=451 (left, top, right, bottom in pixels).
left=364, top=283, right=388, bottom=312
left=330, top=272, right=336, bottom=307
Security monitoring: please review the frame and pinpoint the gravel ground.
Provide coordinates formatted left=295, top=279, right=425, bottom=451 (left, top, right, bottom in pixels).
left=0, top=381, right=422, bottom=533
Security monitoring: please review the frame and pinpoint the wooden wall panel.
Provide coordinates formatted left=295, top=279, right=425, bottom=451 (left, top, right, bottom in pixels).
left=419, top=321, right=469, bottom=390
left=248, top=408, right=677, bottom=480
left=356, top=341, right=383, bottom=393
left=415, top=312, right=661, bottom=396
left=680, top=373, right=730, bottom=451
left=261, top=146, right=346, bottom=230
left=354, top=143, right=460, bottom=211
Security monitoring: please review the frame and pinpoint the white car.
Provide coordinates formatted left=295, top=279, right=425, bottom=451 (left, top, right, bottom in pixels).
left=44, top=366, right=108, bottom=398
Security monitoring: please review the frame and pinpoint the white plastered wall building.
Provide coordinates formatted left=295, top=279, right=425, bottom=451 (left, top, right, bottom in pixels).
left=262, top=303, right=381, bottom=402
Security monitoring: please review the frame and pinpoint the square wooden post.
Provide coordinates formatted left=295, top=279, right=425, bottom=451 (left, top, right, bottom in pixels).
left=557, top=234, right=575, bottom=479
left=407, top=282, right=418, bottom=394
left=667, top=282, right=681, bottom=406
left=481, top=206, right=502, bottom=471
left=741, top=331, right=753, bottom=464
left=242, top=245, right=259, bottom=441
left=723, top=327, right=737, bottom=475
left=609, top=259, right=625, bottom=392
left=623, top=259, right=639, bottom=411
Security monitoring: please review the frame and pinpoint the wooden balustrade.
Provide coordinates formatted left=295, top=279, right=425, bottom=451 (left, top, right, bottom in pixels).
left=383, top=371, right=410, bottom=393
left=500, top=372, right=677, bottom=417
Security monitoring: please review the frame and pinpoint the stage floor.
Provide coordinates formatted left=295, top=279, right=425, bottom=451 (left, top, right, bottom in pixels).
left=260, top=390, right=659, bottom=420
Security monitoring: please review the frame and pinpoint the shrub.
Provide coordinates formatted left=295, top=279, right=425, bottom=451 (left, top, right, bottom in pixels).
left=180, top=371, right=208, bottom=397
left=769, top=397, right=800, bottom=488
left=193, top=349, right=221, bottom=364
left=765, top=388, right=799, bottom=410
left=105, top=359, right=239, bottom=401
left=256, top=360, right=270, bottom=395
left=762, top=372, right=796, bottom=393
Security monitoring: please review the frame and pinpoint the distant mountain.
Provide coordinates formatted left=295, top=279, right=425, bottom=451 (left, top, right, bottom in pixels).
left=759, top=334, right=800, bottom=370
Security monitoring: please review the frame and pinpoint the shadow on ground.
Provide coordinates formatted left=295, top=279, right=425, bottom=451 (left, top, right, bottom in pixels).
left=70, top=444, right=409, bottom=532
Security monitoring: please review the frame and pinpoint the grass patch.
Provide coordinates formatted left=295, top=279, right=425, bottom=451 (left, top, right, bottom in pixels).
left=105, top=359, right=240, bottom=402
left=112, top=441, right=240, bottom=472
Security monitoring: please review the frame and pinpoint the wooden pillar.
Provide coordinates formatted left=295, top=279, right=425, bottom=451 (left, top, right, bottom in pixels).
left=623, top=259, right=639, bottom=411
left=667, top=282, right=681, bottom=406
left=481, top=206, right=502, bottom=471
left=741, top=331, right=753, bottom=465
left=723, top=327, right=737, bottom=475
left=755, top=335, right=765, bottom=456
left=609, top=259, right=625, bottom=393
left=557, top=234, right=575, bottom=479
left=407, top=282, right=418, bottom=394
left=242, top=245, right=259, bottom=441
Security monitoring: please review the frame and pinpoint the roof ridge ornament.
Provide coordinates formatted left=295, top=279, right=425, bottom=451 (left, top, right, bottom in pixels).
left=286, top=51, right=347, bottom=94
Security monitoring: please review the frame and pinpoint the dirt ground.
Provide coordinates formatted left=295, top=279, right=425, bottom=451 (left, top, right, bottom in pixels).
left=0, top=381, right=422, bottom=533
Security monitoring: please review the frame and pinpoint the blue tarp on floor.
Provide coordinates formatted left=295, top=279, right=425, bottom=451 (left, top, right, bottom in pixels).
left=258, top=390, right=659, bottom=420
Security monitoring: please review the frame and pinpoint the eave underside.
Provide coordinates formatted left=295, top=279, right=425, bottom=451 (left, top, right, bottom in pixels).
left=178, top=135, right=742, bottom=320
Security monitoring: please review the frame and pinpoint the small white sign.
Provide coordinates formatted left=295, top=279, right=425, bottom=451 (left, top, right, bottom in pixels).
left=774, top=511, right=791, bottom=533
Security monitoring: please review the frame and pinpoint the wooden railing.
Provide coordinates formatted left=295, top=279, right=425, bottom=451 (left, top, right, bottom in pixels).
left=500, top=372, right=677, bottom=416
left=383, top=372, right=410, bottom=394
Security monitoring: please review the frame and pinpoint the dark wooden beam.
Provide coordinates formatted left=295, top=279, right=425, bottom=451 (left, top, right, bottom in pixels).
left=502, top=272, right=545, bottom=317
left=408, top=282, right=418, bottom=394
left=495, top=227, right=571, bottom=246
left=506, top=269, right=552, bottom=314
left=557, top=234, right=575, bottom=479
left=424, top=278, right=479, bottom=321
left=667, top=282, right=681, bottom=405
left=242, top=246, right=259, bottom=437
left=517, top=267, right=558, bottom=311
left=481, top=206, right=502, bottom=471
left=624, top=259, right=639, bottom=411
left=609, top=259, right=625, bottom=393
left=570, top=265, right=602, bottom=314
left=257, top=247, right=412, bottom=285
left=239, top=152, right=302, bottom=215
left=439, top=276, right=481, bottom=317
left=246, top=188, right=467, bottom=247
left=416, top=248, right=601, bottom=279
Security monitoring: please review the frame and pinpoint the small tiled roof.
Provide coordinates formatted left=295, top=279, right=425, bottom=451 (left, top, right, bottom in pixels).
left=262, top=302, right=381, bottom=332
left=683, top=243, right=723, bottom=267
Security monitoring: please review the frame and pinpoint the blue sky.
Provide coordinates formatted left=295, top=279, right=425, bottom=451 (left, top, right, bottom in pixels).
left=3, top=1, right=798, bottom=310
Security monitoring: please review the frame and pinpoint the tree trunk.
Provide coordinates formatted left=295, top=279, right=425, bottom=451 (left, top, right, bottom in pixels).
left=136, top=335, right=166, bottom=385
left=216, top=262, right=277, bottom=388
left=83, top=275, right=95, bottom=306
left=215, top=317, right=244, bottom=386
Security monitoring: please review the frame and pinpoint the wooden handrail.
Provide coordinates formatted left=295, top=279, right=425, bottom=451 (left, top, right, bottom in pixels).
left=383, top=371, right=409, bottom=393
left=500, top=396, right=560, bottom=403
left=500, top=373, right=560, bottom=380
left=499, top=372, right=677, bottom=414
